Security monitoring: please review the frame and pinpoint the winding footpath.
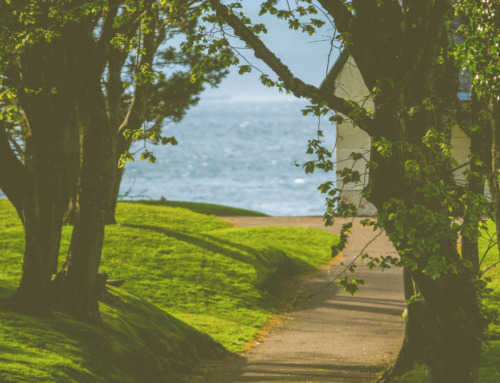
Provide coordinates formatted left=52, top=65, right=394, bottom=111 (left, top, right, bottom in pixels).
left=205, top=217, right=405, bottom=383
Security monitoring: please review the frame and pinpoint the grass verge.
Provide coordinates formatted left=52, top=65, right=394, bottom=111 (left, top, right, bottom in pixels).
left=0, top=199, right=338, bottom=381
left=388, top=220, right=500, bottom=382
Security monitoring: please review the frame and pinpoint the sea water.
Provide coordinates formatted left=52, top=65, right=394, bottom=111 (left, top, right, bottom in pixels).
left=1, top=100, right=338, bottom=217
left=121, top=99, right=337, bottom=216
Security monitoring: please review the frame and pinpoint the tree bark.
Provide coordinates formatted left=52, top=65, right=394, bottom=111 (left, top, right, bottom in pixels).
left=62, top=114, right=80, bottom=226
left=103, top=46, right=128, bottom=224
left=368, top=94, right=484, bottom=383
left=2, top=37, right=73, bottom=315
left=106, top=9, right=158, bottom=223
left=53, top=22, right=115, bottom=325
left=378, top=267, right=423, bottom=382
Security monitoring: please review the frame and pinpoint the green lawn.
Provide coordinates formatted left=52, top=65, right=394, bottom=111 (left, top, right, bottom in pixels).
left=391, top=220, right=500, bottom=382
left=0, top=199, right=338, bottom=382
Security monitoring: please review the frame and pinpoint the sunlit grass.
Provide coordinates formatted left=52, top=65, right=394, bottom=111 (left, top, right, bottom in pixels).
left=0, top=199, right=338, bottom=381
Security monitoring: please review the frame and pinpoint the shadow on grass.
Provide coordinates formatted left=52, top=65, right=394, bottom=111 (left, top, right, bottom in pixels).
left=124, top=224, right=272, bottom=268
left=0, top=281, right=16, bottom=299
left=0, top=286, right=227, bottom=383
left=123, top=200, right=269, bottom=217
left=122, top=223, right=313, bottom=297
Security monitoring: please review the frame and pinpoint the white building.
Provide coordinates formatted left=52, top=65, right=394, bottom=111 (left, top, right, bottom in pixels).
left=321, top=50, right=488, bottom=216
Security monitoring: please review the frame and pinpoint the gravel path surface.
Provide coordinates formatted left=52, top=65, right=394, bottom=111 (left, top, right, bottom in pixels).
left=205, top=216, right=405, bottom=383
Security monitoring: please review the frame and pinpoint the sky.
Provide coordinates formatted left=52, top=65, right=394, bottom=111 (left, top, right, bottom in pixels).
left=168, top=2, right=340, bottom=102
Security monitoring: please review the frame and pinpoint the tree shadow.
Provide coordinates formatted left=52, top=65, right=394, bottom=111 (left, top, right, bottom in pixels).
left=122, top=223, right=315, bottom=298
left=123, top=224, right=271, bottom=268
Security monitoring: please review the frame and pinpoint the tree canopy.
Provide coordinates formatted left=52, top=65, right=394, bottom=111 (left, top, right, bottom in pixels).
left=0, top=0, right=229, bottom=326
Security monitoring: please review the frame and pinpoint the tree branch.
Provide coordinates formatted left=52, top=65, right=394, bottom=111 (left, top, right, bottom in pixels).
left=208, top=0, right=374, bottom=135
left=397, top=0, right=450, bottom=87
left=115, top=5, right=161, bottom=159
left=96, top=0, right=121, bottom=75
left=452, top=161, right=471, bottom=173
left=316, top=0, right=354, bottom=31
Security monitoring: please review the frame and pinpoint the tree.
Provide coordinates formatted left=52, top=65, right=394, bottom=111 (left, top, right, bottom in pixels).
left=182, top=1, right=494, bottom=381
left=1, top=0, right=229, bottom=225
left=0, top=0, right=228, bottom=324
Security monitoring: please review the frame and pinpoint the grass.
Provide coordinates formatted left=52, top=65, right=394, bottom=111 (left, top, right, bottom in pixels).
left=0, top=199, right=338, bottom=382
left=389, top=220, right=500, bottom=383
left=127, top=199, right=269, bottom=217
left=0, top=283, right=225, bottom=383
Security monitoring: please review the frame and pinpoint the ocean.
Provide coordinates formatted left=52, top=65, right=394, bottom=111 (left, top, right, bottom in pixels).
left=1, top=100, right=338, bottom=217
left=122, top=99, right=337, bottom=216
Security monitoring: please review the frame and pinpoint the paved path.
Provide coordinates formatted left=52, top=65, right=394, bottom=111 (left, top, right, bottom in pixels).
left=205, top=217, right=405, bottom=383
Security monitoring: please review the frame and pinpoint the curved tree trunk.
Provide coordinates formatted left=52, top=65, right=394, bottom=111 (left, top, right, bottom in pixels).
left=363, top=14, right=484, bottom=381
left=368, top=95, right=484, bottom=383
left=1, top=37, right=71, bottom=315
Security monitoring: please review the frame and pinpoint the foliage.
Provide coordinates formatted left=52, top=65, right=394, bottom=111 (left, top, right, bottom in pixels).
left=0, top=0, right=229, bottom=164
left=453, top=0, right=500, bottom=100
left=390, top=221, right=500, bottom=382
left=0, top=199, right=338, bottom=353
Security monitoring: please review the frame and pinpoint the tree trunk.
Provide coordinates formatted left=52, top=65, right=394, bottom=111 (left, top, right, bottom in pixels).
left=62, top=114, right=80, bottom=226
left=2, top=37, right=71, bottom=314
left=105, top=12, right=158, bottom=224
left=106, top=166, right=124, bottom=224
left=378, top=267, right=425, bottom=382
left=414, top=267, right=482, bottom=382
left=53, top=22, right=115, bottom=325
left=366, top=69, right=484, bottom=383
left=105, top=88, right=145, bottom=224
left=369, top=121, right=484, bottom=383
left=103, top=46, right=127, bottom=225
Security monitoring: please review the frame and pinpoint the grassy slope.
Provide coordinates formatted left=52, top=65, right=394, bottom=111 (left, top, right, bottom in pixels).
left=392, top=220, right=500, bottom=383
left=0, top=200, right=338, bottom=382
left=0, top=284, right=225, bottom=383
